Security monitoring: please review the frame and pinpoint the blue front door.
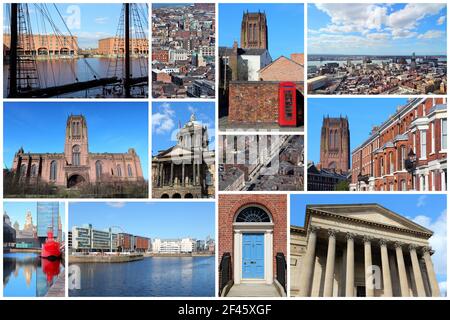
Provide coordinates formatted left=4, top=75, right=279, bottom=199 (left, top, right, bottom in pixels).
left=242, top=233, right=264, bottom=279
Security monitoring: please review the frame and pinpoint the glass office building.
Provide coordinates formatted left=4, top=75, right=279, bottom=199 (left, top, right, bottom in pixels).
left=37, top=202, right=59, bottom=244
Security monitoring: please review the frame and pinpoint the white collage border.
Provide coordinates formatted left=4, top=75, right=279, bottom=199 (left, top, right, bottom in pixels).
left=0, top=0, right=448, bottom=301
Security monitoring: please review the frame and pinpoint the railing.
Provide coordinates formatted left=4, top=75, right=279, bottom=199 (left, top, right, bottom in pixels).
left=276, top=252, right=287, bottom=293
left=219, top=252, right=232, bottom=296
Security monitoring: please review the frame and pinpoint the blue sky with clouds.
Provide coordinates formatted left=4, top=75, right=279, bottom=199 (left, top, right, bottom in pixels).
left=219, top=3, right=304, bottom=59
left=308, top=3, right=447, bottom=55
left=291, top=194, right=447, bottom=296
left=4, top=202, right=65, bottom=228
left=308, top=98, right=409, bottom=165
left=152, top=102, right=215, bottom=156
left=3, top=102, right=149, bottom=179
left=3, top=3, right=148, bottom=48
left=69, top=202, right=215, bottom=240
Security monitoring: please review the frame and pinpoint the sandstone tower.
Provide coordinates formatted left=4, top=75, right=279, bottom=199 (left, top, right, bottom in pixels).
left=319, top=116, right=350, bottom=173
left=240, top=11, right=268, bottom=50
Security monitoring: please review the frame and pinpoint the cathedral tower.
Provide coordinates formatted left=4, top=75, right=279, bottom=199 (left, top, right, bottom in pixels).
left=64, top=115, right=89, bottom=166
left=319, top=116, right=350, bottom=173
left=240, top=11, right=268, bottom=50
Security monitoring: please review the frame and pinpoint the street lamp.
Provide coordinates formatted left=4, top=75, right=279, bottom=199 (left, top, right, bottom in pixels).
left=404, top=149, right=416, bottom=190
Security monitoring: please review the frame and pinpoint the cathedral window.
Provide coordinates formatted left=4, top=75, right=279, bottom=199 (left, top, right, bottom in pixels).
left=127, top=164, right=133, bottom=177
left=72, top=145, right=81, bottom=165
left=30, top=164, right=37, bottom=177
left=117, top=165, right=122, bottom=177
left=50, top=161, right=57, bottom=181
left=96, top=161, right=103, bottom=180
left=20, top=164, right=27, bottom=177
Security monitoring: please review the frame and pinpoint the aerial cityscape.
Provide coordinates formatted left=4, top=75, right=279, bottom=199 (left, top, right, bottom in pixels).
left=152, top=3, right=215, bottom=98
left=219, top=135, right=304, bottom=191
left=68, top=202, right=215, bottom=297
left=307, top=3, right=447, bottom=95
left=3, top=3, right=148, bottom=98
left=3, top=202, right=65, bottom=297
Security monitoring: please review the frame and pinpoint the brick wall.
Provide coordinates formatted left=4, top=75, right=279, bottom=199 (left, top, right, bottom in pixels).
left=218, top=194, right=287, bottom=280
left=228, top=81, right=304, bottom=124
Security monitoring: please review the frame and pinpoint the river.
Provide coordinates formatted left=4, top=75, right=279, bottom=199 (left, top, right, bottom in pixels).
left=69, top=256, right=215, bottom=297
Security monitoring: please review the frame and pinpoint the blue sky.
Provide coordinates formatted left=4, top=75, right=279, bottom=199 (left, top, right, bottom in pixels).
left=308, top=3, right=447, bottom=55
left=308, top=98, right=408, bottom=165
left=3, top=3, right=148, bottom=48
left=3, top=102, right=149, bottom=179
left=69, top=202, right=215, bottom=240
left=291, top=194, right=447, bottom=295
left=219, top=3, right=304, bottom=59
left=4, top=202, right=65, bottom=227
left=152, top=102, right=215, bottom=156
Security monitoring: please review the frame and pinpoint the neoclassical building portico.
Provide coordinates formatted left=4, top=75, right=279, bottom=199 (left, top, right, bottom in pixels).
left=291, top=204, right=441, bottom=297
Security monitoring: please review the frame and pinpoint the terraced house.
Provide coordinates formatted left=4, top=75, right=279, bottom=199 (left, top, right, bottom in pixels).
left=350, top=98, right=447, bottom=191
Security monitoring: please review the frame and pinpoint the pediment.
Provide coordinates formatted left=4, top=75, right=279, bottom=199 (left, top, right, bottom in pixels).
left=308, top=204, right=432, bottom=235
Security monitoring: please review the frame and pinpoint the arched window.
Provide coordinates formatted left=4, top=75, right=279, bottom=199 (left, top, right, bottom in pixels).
left=50, top=161, right=57, bottom=181
left=95, top=161, right=103, bottom=179
left=72, top=145, right=80, bottom=166
left=235, top=206, right=271, bottom=223
left=127, top=164, right=133, bottom=177
left=117, top=165, right=122, bottom=177
left=380, top=158, right=384, bottom=176
left=30, top=164, right=37, bottom=177
left=20, top=164, right=27, bottom=177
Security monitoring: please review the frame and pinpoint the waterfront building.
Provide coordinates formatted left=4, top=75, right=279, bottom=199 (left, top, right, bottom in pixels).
left=218, top=194, right=287, bottom=297
left=350, top=98, right=447, bottom=191
left=152, top=113, right=215, bottom=198
left=71, top=225, right=118, bottom=252
left=291, top=204, right=441, bottom=297
left=319, top=116, right=350, bottom=174
left=152, top=238, right=196, bottom=254
left=3, top=33, right=78, bottom=56
left=10, top=114, right=144, bottom=189
left=3, top=212, right=16, bottom=247
left=118, top=233, right=151, bottom=252
left=97, top=37, right=148, bottom=56
left=37, top=202, right=59, bottom=245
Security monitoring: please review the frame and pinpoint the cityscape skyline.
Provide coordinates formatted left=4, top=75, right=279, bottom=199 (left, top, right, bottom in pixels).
left=219, top=3, right=304, bottom=60
left=290, top=194, right=447, bottom=296
left=308, top=3, right=447, bottom=55
left=3, top=102, right=149, bottom=180
left=308, top=98, right=409, bottom=165
left=69, top=202, right=215, bottom=240
left=4, top=202, right=65, bottom=229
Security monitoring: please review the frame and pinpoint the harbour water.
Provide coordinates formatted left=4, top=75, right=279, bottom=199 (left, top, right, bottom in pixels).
left=69, top=256, right=215, bottom=297
left=3, top=57, right=148, bottom=98
left=3, top=252, right=64, bottom=297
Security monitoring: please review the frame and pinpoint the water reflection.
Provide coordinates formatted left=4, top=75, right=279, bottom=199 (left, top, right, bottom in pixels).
left=70, top=256, right=215, bottom=297
left=3, top=57, right=148, bottom=98
left=3, top=252, right=64, bottom=297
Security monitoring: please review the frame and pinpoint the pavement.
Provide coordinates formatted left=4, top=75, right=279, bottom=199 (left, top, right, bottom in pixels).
left=219, top=116, right=304, bottom=133
left=226, top=283, right=282, bottom=297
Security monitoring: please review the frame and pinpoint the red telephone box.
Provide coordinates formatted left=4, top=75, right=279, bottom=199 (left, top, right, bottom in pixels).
left=278, top=82, right=297, bottom=127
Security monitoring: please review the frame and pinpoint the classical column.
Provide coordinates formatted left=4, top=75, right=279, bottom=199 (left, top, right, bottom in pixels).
left=422, top=247, right=440, bottom=297
left=182, top=162, right=185, bottom=187
left=160, top=163, right=165, bottom=186
left=170, top=162, right=174, bottom=186
left=323, top=229, right=337, bottom=297
left=409, top=244, right=426, bottom=296
left=156, top=162, right=161, bottom=186
left=394, top=242, right=409, bottom=297
left=298, top=226, right=318, bottom=297
left=379, top=239, right=393, bottom=296
left=345, top=233, right=355, bottom=297
left=363, top=236, right=374, bottom=297
left=192, top=160, right=196, bottom=186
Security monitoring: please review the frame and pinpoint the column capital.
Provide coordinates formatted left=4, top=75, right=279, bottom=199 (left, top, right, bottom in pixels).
left=327, top=229, right=338, bottom=238
left=363, top=235, right=373, bottom=244
left=346, top=232, right=356, bottom=241
left=394, top=241, right=405, bottom=249
left=421, top=246, right=433, bottom=255
left=309, top=225, right=320, bottom=234
left=408, top=244, right=418, bottom=251
left=379, top=238, right=389, bottom=247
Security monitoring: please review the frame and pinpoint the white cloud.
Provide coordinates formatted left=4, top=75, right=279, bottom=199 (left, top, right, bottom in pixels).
left=106, top=202, right=126, bottom=208
left=416, top=195, right=427, bottom=207
left=437, top=15, right=446, bottom=25
left=387, top=3, right=446, bottom=30
left=439, top=281, right=447, bottom=297
left=418, top=30, right=445, bottom=39
left=366, top=32, right=390, bottom=41
left=153, top=103, right=175, bottom=134
left=187, top=105, right=198, bottom=115
left=391, top=28, right=418, bottom=39
left=412, top=209, right=447, bottom=278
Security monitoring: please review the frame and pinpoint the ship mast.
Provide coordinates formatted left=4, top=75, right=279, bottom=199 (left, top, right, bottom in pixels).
left=124, top=3, right=131, bottom=98
left=9, top=3, right=18, bottom=98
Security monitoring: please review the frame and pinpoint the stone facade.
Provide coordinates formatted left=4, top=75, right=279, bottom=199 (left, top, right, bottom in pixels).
left=219, top=194, right=287, bottom=293
left=291, top=204, right=441, bottom=297
left=152, top=114, right=215, bottom=198
left=350, top=98, right=447, bottom=191
left=240, top=12, right=268, bottom=50
left=228, top=81, right=304, bottom=124
left=11, top=115, right=144, bottom=188
left=319, top=116, right=350, bottom=173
